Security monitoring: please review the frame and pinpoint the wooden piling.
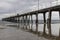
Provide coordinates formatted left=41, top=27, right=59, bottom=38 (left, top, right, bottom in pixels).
left=21, top=17, right=22, bottom=28
left=17, top=14, right=20, bottom=29
left=55, top=11, right=60, bottom=40
left=24, top=16, right=25, bottom=29
left=19, top=17, right=20, bottom=27
left=31, top=15, right=33, bottom=31
left=29, top=15, right=30, bottom=30
left=43, top=13, right=46, bottom=35
left=21, top=16, right=23, bottom=28
left=23, top=16, right=24, bottom=29
left=59, top=11, right=60, bottom=37
left=48, top=10, right=52, bottom=37
left=36, top=14, right=38, bottom=34
left=26, top=15, right=27, bottom=29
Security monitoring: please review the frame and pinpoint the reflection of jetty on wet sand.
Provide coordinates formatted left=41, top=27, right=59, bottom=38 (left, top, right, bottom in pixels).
left=2, top=5, right=60, bottom=40
left=0, top=24, right=51, bottom=40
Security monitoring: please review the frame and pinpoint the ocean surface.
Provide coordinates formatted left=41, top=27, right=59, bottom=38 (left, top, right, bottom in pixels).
left=0, top=20, right=60, bottom=36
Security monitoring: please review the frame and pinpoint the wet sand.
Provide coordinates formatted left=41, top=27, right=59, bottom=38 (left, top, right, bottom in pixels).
left=0, top=25, right=50, bottom=40
left=0, top=21, right=57, bottom=40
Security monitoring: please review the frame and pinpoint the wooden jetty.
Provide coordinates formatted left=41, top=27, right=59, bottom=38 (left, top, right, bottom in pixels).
left=2, top=5, right=60, bottom=40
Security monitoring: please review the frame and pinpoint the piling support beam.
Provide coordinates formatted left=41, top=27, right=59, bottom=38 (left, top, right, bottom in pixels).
left=48, top=10, right=52, bottom=37
left=43, top=12, right=46, bottom=35
left=24, top=16, right=25, bottom=29
left=14, top=17, right=17, bottom=23
left=23, top=16, right=24, bottom=29
left=31, top=15, right=33, bottom=31
left=14, top=17, right=15, bottom=22
left=20, top=17, right=21, bottom=28
left=36, top=14, right=38, bottom=34
left=59, top=11, right=60, bottom=37
left=56, top=11, right=60, bottom=40
left=17, top=14, right=20, bottom=29
left=26, top=15, right=28, bottom=29
left=29, top=15, right=30, bottom=30
left=19, top=17, right=21, bottom=27
left=21, top=16, right=23, bottom=28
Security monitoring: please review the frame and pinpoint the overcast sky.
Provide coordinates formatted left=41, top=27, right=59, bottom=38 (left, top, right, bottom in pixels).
left=0, top=0, right=60, bottom=20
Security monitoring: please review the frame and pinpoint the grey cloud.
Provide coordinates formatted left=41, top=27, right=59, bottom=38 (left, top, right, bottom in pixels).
left=0, top=0, right=57, bottom=14
left=0, top=0, right=59, bottom=20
